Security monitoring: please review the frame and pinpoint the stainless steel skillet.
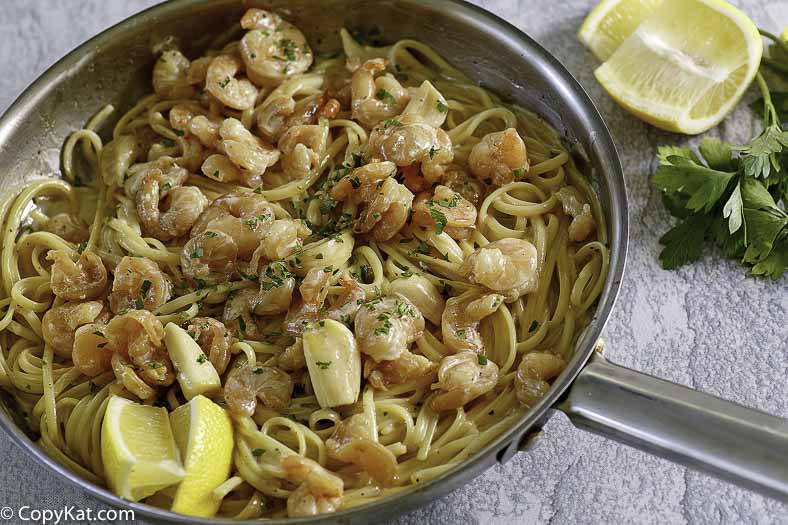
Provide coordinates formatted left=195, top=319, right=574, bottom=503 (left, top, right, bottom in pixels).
left=1, top=1, right=787, bottom=523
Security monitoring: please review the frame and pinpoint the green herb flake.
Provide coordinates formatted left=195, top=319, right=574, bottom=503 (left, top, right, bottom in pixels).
left=315, top=360, right=332, bottom=370
left=376, top=88, right=397, bottom=105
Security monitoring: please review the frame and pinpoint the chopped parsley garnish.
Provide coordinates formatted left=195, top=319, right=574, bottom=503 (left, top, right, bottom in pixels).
left=275, top=38, right=298, bottom=61
left=383, top=119, right=402, bottom=129
left=196, top=353, right=208, bottom=364
left=253, top=367, right=264, bottom=375
left=319, top=197, right=338, bottom=214
left=252, top=448, right=265, bottom=457
left=204, top=230, right=218, bottom=238
left=323, top=265, right=333, bottom=273
left=478, top=354, right=488, bottom=365
left=528, top=320, right=539, bottom=333
left=416, top=241, right=430, bottom=255
left=161, top=138, right=175, bottom=147
left=254, top=185, right=263, bottom=194
left=426, top=200, right=448, bottom=234
left=436, top=100, right=449, bottom=113
left=455, top=328, right=466, bottom=340
left=190, top=247, right=204, bottom=259
left=376, top=88, right=397, bottom=105
left=315, top=361, right=332, bottom=370
left=513, top=167, right=527, bottom=178
left=219, top=76, right=231, bottom=88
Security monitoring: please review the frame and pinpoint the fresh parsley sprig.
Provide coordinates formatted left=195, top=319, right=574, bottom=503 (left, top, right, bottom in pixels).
left=653, top=36, right=788, bottom=279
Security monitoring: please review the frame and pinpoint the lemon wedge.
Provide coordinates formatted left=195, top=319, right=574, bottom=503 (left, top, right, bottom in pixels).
left=578, top=0, right=663, bottom=61
left=101, top=396, right=185, bottom=502
left=169, top=395, right=234, bottom=517
left=593, top=0, right=762, bottom=134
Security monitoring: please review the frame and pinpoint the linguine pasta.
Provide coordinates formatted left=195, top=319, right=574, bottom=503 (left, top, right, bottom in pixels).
left=0, top=9, right=608, bottom=520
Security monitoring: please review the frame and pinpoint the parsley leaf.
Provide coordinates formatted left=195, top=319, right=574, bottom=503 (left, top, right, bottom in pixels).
left=376, top=88, right=397, bottom=105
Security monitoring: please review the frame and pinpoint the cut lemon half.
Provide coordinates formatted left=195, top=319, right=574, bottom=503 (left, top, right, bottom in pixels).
left=170, top=395, right=234, bottom=517
left=594, top=0, right=762, bottom=135
left=101, top=396, right=185, bottom=502
left=578, top=0, right=663, bottom=61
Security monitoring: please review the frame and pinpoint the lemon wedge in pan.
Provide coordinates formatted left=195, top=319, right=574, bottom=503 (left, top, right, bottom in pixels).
left=101, top=395, right=185, bottom=502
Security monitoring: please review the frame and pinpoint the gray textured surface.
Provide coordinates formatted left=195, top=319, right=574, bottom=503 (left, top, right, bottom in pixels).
left=1, top=0, right=788, bottom=523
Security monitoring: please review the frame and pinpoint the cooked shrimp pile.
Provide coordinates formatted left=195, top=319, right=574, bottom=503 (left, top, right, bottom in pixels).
left=0, top=8, right=609, bottom=520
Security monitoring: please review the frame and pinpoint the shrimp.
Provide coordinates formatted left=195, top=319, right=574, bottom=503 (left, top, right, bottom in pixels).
left=110, top=352, right=156, bottom=400
left=252, top=219, right=311, bottom=263
left=108, top=256, right=172, bottom=314
left=277, top=339, right=306, bottom=371
left=184, top=317, right=231, bottom=375
left=364, top=350, right=437, bottom=390
left=42, top=213, right=89, bottom=244
left=201, top=154, right=260, bottom=188
left=105, top=310, right=174, bottom=388
left=443, top=164, right=485, bottom=207
left=169, top=105, right=222, bottom=149
left=219, top=118, right=280, bottom=180
left=152, top=49, right=196, bottom=100
left=281, top=455, right=343, bottom=518
left=124, top=156, right=188, bottom=200
left=100, top=135, right=139, bottom=187
left=181, top=230, right=238, bottom=285
left=72, top=323, right=112, bottom=377
left=284, top=267, right=330, bottom=335
left=366, top=117, right=438, bottom=167
left=240, top=9, right=313, bottom=86
left=555, top=186, right=597, bottom=242
left=412, top=185, right=476, bottom=240
left=468, top=128, right=529, bottom=186
left=284, top=273, right=364, bottom=333
left=205, top=55, right=258, bottom=111
left=354, top=295, right=424, bottom=362
left=326, top=413, right=398, bottom=486
left=441, top=293, right=503, bottom=353
left=350, top=59, right=409, bottom=128
left=460, top=238, right=538, bottom=301
left=420, top=128, right=454, bottom=183
left=324, top=279, right=366, bottom=325
left=48, top=250, right=107, bottom=301
left=387, top=274, right=444, bottom=325
left=190, top=190, right=276, bottom=257
left=431, top=351, right=499, bottom=412
left=330, top=161, right=413, bottom=242
left=515, top=352, right=566, bottom=408
left=186, top=56, right=212, bottom=85
left=256, top=94, right=296, bottom=140
left=278, top=124, right=327, bottom=179
left=330, top=161, right=395, bottom=202
left=41, top=301, right=107, bottom=358
left=254, top=261, right=298, bottom=315
left=224, top=362, right=294, bottom=416
left=137, top=170, right=209, bottom=240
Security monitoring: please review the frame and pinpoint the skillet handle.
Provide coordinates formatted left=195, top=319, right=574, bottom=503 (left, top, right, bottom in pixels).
left=558, top=352, right=788, bottom=502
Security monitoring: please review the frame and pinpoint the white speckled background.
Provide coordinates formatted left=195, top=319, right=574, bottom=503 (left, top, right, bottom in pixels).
left=1, top=0, right=788, bottom=523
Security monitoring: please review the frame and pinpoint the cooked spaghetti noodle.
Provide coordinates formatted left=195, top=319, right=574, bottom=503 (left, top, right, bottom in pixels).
left=0, top=9, right=608, bottom=519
